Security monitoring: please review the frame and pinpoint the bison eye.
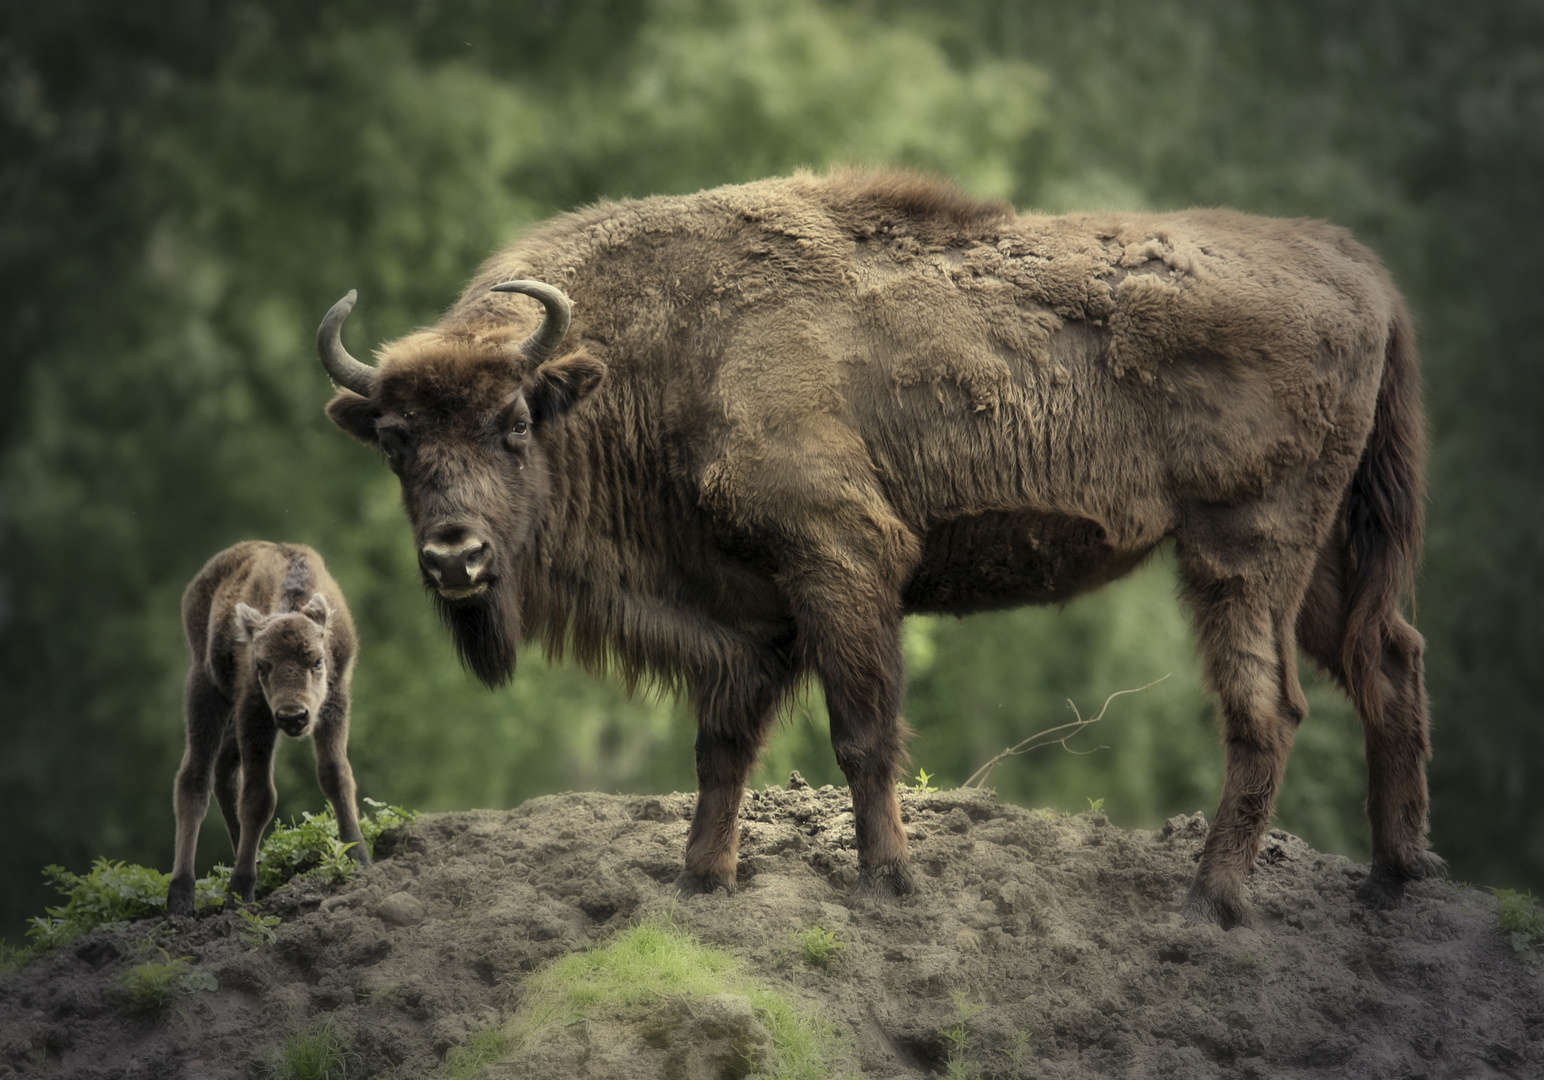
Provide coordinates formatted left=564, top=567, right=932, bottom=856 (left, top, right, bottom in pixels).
left=511, top=418, right=530, bottom=437
left=312, top=657, right=324, bottom=672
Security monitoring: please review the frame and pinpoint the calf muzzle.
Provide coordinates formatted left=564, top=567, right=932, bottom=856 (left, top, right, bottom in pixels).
left=274, top=706, right=312, bottom=738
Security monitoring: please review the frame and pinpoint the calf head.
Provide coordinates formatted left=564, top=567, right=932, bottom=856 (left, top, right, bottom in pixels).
left=318, top=282, right=604, bottom=687
left=234, top=594, right=332, bottom=738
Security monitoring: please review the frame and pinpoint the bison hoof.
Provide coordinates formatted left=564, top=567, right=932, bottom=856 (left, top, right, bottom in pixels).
left=1181, top=883, right=1253, bottom=930
left=1355, top=851, right=1446, bottom=910
left=673, top=870, right=735, bottom=898
left=853, top=862, right=915, bottom=903
left=167, top=876, right=196, bottom=918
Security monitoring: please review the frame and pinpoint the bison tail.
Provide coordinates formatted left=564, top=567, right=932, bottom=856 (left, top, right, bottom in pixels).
left=1340, top=300, right=1426, bottom=719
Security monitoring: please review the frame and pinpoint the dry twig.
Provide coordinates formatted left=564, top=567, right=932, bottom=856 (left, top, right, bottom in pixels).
left=960, top=674, right=1171, bottom=790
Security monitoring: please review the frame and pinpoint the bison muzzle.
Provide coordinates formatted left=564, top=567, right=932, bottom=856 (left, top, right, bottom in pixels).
left=317, top=170, right=1439, bottom=926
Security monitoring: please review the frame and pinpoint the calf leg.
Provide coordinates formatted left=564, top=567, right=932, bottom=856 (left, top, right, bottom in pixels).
left=170, top=669, right=231, bottom=916
left=313, top=691, right=368, bottom=865
left=1297, top=541, right=1441, bottom=908
left=212, top=731, right=242, bottom=852
left=229, top=702, right=278, bottom=905
left=679, top=648, right=794, bottom=894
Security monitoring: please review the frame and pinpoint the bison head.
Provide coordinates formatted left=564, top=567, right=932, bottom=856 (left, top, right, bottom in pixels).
left=235, top=594, right=332, bottom=738
left=318, top=282, right=604, bottom=687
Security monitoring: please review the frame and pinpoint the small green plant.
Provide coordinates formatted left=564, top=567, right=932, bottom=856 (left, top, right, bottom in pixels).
left=1001, top=1028, right=1033, bottom=1067
left=238, top=906, right=282, bottom=950
left=26, top=859, right=174, bottom=950
left=909, top=768, right=938, bottom=793
left=14, top=800, right=416, bottom=963
left=1085, top=796, right=1105, bottom=813
left=117, top=949, right=215, bottom=1013
left=1492, top=888, right=1544, bottom=954
left=256, top=800, right=419, bottom=895
left=942, top=991, right=985, bottom=1080
left=268, top=1019, right=352, bottom=1080
left=438, top=1025, right=514, bottom=1080
left=795, top=925, right=845, bottom=968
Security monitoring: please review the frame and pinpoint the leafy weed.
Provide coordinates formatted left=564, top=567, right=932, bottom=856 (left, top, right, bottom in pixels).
left=794, top=925, right=845, bottom=968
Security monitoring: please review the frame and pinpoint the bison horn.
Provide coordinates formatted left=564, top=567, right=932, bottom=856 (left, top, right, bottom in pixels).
left=490, top=280, right=572, bottom=365
left=316, top=289, right=379, bottom=397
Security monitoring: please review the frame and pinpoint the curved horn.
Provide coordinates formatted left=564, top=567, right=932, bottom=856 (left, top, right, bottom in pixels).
left=490, top=279, right=572, bottom=365
left=316, top=290, right=378, bottom=397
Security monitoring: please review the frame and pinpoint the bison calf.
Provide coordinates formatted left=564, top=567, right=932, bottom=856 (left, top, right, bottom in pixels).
left=168, top=541, right=367, bottom=915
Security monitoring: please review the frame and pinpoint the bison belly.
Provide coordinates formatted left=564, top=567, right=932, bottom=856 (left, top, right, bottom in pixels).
left=902, top=509, right=1153, bottom=615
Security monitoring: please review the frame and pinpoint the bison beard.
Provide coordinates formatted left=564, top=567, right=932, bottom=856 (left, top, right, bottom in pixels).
left=432, top=584, right=521, bottom=688
left=317, top=169, right=1439, bottom=924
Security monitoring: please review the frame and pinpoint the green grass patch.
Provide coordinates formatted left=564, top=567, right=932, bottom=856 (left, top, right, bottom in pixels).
left=117, top=949, right=217, bottom=1013
left=1492, top=888, right=1544, bottom=954
left=503, top=918, right=850, bottom=1080
left=437, top=1025, right=515, bottom=1080
left=266, top=1020, right=352, bottom=1080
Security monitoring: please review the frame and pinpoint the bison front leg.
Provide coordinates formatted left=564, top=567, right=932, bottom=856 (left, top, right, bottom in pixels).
left=679, top=652, right=793, bottom=895
left=814, top=613, right=915, bottom=900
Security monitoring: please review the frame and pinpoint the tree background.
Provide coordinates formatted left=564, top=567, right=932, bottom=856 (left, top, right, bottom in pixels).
left=3, top=0, right=1540, bottom=942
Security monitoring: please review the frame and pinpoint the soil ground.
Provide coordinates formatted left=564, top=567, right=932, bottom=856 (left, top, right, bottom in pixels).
left=2, top=783, right=1541, bottom=1078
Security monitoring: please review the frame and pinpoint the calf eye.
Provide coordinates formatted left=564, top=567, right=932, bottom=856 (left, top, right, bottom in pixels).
left=312, top=658, right=324, bottom=672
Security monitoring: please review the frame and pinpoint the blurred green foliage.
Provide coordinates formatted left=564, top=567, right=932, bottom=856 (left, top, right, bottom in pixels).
left=3, top=0, right=1542, bottom=941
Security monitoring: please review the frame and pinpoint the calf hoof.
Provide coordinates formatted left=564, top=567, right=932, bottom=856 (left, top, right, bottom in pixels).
left=673, top=869, right=736, bottom=898
left=853, top=861, right=915, bottom=903
left=1182, top=882, right=1253, bottom=930
left=226, top=872, right=258, bottom=907
left=1356, top=851, right=1446, bottom=911
left=167, top=875, right=196, bottom=918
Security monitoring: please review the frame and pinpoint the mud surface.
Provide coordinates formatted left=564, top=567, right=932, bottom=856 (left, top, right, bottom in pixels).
left=2, top=784, right=1541, bottom=1078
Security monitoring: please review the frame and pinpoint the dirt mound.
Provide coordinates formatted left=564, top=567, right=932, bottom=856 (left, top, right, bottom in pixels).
left=2, top=784, right=1540, bottom=1079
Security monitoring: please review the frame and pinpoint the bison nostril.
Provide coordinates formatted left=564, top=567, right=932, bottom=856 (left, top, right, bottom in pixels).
left=421, top=536, right=493, bottom=589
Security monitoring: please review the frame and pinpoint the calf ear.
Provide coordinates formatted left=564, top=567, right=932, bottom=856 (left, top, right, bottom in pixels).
left=326, top=390, right=382, bottom=447
left=234, top=603, right=267, bottom=643
left=300, top=592, right=331, bottom=627
left=527, top=350, right=605, bottom=425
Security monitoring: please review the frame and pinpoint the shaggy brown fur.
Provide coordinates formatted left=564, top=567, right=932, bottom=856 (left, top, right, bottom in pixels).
left=321, top=169, right=1437, bottom=924
left=169, top=542, right=367, bottom=915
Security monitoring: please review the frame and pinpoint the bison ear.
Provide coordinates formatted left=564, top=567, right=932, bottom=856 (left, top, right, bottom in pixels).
left=234, top=603, right=268, bottom=643
left=326, top=390, right=382, bottom=447
left=527, top=350, right=605, bottom=426
left=300, top=592, right=331, bottom=627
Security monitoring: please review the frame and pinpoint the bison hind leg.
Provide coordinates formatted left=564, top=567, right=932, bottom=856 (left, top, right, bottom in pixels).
left=1356, top=849, right=1448, bottom=911
left=854, top=861, right=915, bottom=903
left=1297, top=541, right=1441, bottom=909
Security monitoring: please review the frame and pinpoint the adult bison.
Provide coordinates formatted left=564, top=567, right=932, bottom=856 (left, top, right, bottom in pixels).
left=317, top=170, right=1437, bottom=926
